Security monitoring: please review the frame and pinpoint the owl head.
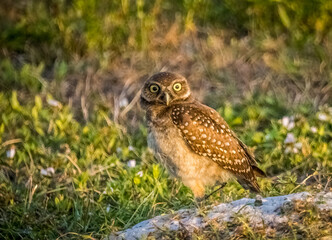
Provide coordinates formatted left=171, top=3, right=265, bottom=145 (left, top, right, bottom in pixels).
left=140, top=72, right=192, bottom=108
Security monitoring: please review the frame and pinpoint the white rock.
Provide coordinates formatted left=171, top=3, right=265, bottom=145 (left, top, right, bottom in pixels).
left=108, top=192, right=332, bottom=240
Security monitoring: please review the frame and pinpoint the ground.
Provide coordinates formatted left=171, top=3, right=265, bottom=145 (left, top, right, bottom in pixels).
left=0, top=1, right=331, bottom=239
left=111, top=192, right=332, bottom=240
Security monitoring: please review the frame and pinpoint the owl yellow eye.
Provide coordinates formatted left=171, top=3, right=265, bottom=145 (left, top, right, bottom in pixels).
left=173, top=83, right=182, bottom=91
left=149, top=84, right=159, bottom=93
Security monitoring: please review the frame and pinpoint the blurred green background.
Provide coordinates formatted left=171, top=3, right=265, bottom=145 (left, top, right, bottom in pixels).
left=0, top=0, right=331, bottom=239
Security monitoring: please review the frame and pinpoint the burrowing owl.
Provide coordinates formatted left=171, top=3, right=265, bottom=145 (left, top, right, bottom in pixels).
left=140, top=72, right=266, bottom=201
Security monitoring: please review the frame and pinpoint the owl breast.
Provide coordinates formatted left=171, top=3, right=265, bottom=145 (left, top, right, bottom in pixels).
left=147, top=118, right=233, bottom=187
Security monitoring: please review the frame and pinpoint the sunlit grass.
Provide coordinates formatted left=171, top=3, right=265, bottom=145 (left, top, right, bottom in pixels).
left=0, top=91, right=330, bottom=238
left=0, top=0, right=331, bottom=239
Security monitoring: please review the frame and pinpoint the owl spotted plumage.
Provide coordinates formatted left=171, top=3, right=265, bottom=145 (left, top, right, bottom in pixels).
left=140, top=72, right=266, bottom=200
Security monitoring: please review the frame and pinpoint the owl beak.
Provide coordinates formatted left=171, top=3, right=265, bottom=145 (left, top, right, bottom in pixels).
left=161, top=92, right=171, bottom=106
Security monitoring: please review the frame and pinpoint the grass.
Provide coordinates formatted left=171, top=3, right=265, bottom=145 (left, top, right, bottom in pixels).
left=0, top=91, right=331, bottom=239
left=0, top=0, right=332, bottom=239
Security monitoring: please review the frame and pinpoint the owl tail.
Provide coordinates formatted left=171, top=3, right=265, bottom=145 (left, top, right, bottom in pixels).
left=238, top=165, right=266, bottom=193
left=252, top=165, right=267, bottom=178
left=237, top=178, right=261, bottom=193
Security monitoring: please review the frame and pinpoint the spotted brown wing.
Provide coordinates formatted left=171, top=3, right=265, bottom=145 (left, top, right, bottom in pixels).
left=171, top=103, right=263, bottom=192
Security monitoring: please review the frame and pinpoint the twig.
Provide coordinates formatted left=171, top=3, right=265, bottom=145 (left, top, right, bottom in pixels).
left=64, top=155, right=82, bottom=174
left=1, top=138, right=22, bottom=147
left=290, top=171, right=318, bottom=193
left=120, top=90, right=141, bottom=118
left=204, top=182, right=227, bottom=200
left=324, top=176, right=331, bottom=191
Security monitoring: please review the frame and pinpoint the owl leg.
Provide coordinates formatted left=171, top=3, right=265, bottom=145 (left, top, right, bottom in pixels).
left=184, top=180, right=205, bottom=202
